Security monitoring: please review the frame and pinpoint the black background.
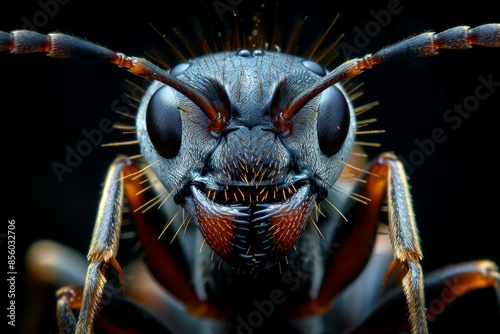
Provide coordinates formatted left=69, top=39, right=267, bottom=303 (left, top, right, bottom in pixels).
left=2, top=0, right=500, bottom=333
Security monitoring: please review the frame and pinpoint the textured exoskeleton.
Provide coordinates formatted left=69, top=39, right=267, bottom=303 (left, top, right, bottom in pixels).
left=3, top=6, right=500, bottom=334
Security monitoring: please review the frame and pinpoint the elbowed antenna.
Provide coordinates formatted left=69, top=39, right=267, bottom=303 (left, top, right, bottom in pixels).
left=0, top=29, right=228, bottom=132
left=275, top=23, right=500, bottom=130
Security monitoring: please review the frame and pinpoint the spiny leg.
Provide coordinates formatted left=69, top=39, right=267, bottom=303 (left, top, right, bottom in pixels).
left=52, top=155, right=230, bottom=333
left=20, top=160, right=129, bottom=333
left=66, top=155, right=186, bottom=333
left=373, top=153, right=427, bottom=334
left=291, top=151, right=428, bottom=333
left=293, top=153, right=429, bottom=333
left=72, top=154, right=211, bottom=332
left=75, top=156, right=130, bottom=333
left=311, top=152, right=429, bottom=333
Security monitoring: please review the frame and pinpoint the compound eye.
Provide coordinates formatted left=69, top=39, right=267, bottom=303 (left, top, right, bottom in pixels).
left=317, top=85, right=350, bottom=156
left=146, top=85, right=182, bottom=159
